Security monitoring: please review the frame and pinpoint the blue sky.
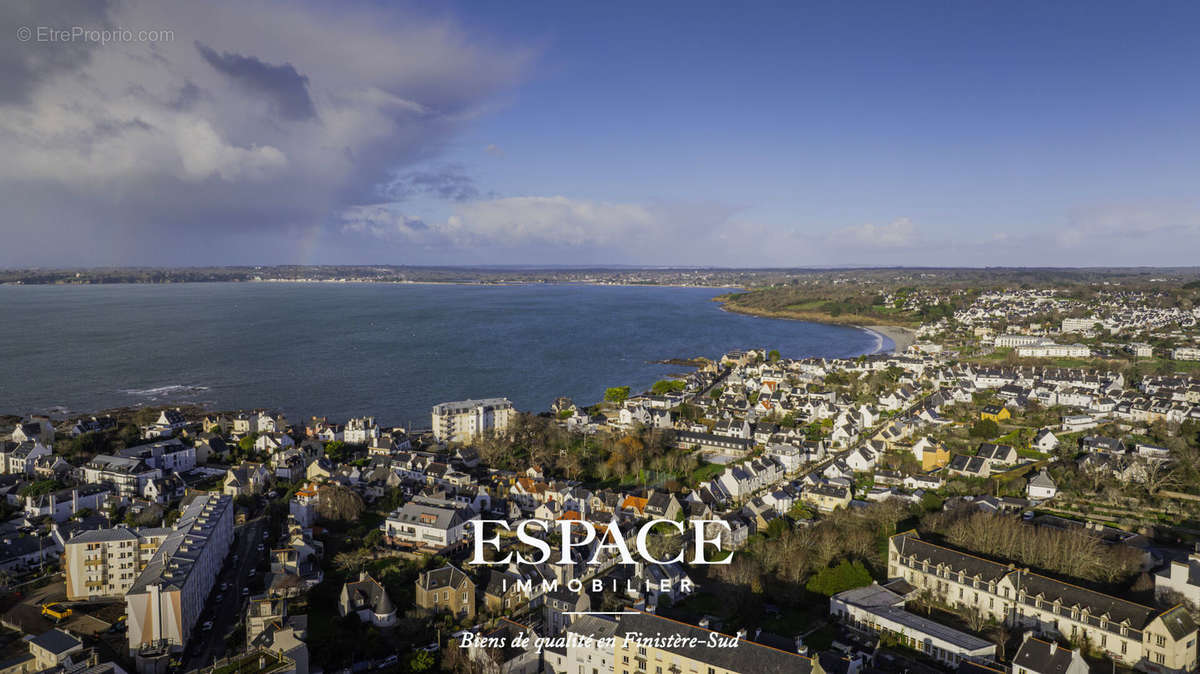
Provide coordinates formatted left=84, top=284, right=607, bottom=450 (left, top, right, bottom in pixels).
left=2, top=0, right=1199, bottom=266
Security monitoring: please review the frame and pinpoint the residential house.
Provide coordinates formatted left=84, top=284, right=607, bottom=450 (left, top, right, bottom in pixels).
left=1012, top=634, right=1089, bottom=674
left=1027, top=470, right=1058, bottom=500
left=415, top=564, right=475, bottom=620
left=338, top=571, right=396, bottom=627
left=223, top=462, right=271, bottom=498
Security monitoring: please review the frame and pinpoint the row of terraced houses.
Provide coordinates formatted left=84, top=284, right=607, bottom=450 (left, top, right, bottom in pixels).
left=887, top=531, right=1198, bottom=674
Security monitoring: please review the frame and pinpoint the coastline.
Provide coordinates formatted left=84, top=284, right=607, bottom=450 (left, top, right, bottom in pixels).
left=861, top=324, right=916, bottom=354
left=714, top=299, right=917, bottom=355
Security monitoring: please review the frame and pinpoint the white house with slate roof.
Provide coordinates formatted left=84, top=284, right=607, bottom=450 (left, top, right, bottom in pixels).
left=1013, top=633, right=1089, bottom=674
left=383, top=498, right=478, bottom=549
left=0, top=440, right=52, bottom=475
left=1027, top=470, right=1058, bottom=500
left=83, top=455, right=162, bottom=499
left=339, top=570, right=396, bottom=626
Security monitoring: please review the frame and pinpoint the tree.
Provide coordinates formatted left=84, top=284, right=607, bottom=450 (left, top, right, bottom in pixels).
left=238, top=433, right=259, bottom=453
left=969, top=419, right=1000, bottom=438
left=604, top=386, right=631, bottom=404
left=409, top=650, right=435, bottom=672
left=805, top=560, right=873, bottom=596
left=334, top=549, right=371, bottom=574
left=768, top=349, right=781, bottom=362
left=19, top=480, right=63, bottom=498
left=324, top=441, right=353, bottom=463
left=651, top=380, right=685, bottom=395
left=317, top=484, right=364, bottom=522
left=364, top=529, right=384, bottom=550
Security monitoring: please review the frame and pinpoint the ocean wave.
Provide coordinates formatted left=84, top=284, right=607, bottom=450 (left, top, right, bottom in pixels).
left=121, top=384, right=210, bottom=397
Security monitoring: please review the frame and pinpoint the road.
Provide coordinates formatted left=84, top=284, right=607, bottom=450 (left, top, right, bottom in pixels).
left=184, top=516, right=268, bottom=671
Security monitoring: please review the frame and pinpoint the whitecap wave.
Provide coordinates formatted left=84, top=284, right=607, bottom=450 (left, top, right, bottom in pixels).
left=121, top=384, right=210, bottom=397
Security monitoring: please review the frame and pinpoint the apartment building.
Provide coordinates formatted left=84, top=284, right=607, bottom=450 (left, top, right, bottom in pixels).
left=1016, top=342, right=1092, bottom=358
left=116, top=438, right=196, bottom=473
left=1171, top=348, right=1200, bottom=362
left=996, top=335, right=1045, bottom=348
left=343, top=416, right=381, bottom=445
left=887, top=531, right=1197, bottom=674
left=63, top=526, right=172, bottom=600
left=431, top=398, right=514, bottom=443
left=125, top=493, right=234, bottom=656
left=82, top=455, right=162, bottom=499
left=1062, top=318, right=1102, bottom=333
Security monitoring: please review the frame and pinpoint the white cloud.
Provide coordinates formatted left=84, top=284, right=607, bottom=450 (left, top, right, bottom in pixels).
left=340, top=196, right=660, bottom=249
left=825, top=218, right=918, bottom=248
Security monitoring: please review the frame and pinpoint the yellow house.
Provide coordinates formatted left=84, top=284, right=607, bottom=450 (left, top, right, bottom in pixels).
left=980, top=405, right=1010, bottom=422
left=922, top=444, right=950, bottom=471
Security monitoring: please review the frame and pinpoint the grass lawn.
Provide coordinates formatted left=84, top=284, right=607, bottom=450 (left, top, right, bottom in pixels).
left=690, top=462, right=726, bottom=485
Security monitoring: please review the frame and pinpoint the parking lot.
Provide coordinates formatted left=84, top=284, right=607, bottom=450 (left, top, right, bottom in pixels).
left=1, top=578, right=125, bottom=638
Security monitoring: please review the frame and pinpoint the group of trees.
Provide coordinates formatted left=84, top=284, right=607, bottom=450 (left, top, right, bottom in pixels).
left=474, top=413, right=692, bottom=485
left=921, top=507, right=1142, bottom=584
left=703, top=502, right=908, bottom=613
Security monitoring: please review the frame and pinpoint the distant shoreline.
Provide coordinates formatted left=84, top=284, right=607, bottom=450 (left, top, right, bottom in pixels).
left=714, top=300, right=916, bottom=355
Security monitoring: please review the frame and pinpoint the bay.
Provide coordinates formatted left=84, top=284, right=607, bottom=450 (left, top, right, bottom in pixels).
left=0, top=282, right=886, bottom=425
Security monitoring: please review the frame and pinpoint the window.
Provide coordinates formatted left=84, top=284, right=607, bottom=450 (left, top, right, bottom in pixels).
left=1156, top=635, right=1166, bottom=647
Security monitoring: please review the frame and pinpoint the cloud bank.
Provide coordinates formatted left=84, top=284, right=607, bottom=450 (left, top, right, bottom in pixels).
left=0, top=0, right=530, bottom=265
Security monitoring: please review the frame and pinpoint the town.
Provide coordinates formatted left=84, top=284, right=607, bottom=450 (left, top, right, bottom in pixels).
left=3, top=278, right=1200, bottom=674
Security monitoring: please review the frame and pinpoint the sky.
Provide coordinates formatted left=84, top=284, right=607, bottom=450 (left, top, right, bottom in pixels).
left=2, top=0, right=1200, bottom=268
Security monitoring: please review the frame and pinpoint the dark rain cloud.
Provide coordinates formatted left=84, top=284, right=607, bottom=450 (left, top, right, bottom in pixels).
left=195, top=42, right=316, bottom=121
left=0, top=0, right=110, bottom=105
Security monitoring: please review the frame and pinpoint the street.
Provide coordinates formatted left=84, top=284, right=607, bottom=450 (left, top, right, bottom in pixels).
left=184, top=516, right=268, bottom=671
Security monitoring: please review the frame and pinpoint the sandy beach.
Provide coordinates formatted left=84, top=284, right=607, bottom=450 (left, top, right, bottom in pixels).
left=864, top=325, right=917, bottom=354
